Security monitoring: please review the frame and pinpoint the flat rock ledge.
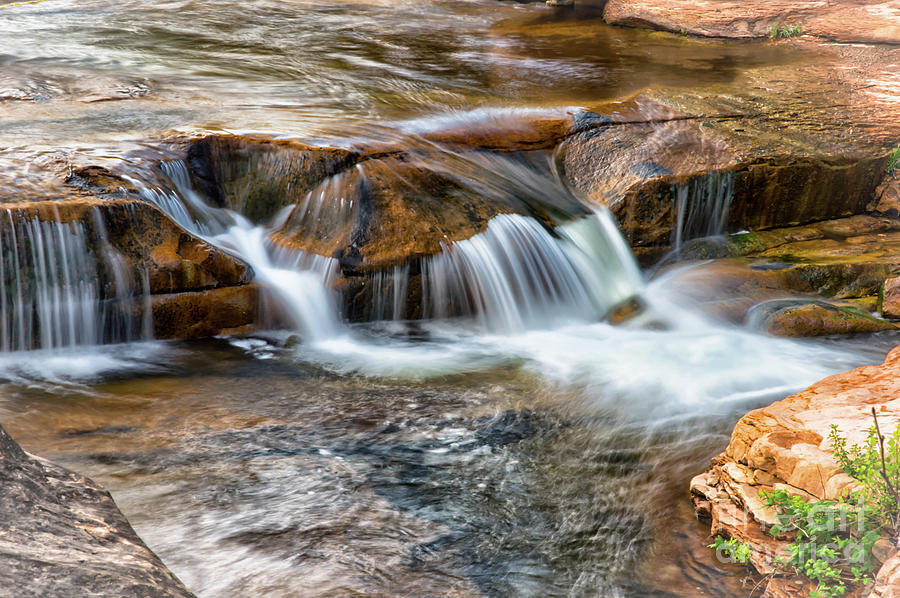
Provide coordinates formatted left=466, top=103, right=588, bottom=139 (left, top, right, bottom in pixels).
left=603, top=0, right=900, bottom=44
left=691, top=347, right=900, bottom=597
left=0, top=423, right=195, bottom=598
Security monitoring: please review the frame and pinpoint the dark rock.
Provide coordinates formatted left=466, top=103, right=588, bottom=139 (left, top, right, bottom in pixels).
left=186, top=135, right=359, bottom=225
left=0, top=423, right=195, bottom=598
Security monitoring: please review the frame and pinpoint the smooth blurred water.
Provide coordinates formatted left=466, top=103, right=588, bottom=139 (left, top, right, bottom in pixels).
left=0, top=1, right=882, bottom=597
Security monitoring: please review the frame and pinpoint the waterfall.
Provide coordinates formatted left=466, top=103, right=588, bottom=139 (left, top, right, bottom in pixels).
left=0, top=208, right=150, bottom=352
left=672, top=171, right=734, bottom=252
left=142, top=157, right=646, bottom=339
left=421, top=210, right=644, bottom=333
left=369, top=264, right=410, bottom=322
left=215, top=226, right=342, bottom=342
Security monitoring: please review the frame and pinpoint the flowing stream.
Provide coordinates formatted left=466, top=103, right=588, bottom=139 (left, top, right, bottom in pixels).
left=0, top=1, right=890, bottom=597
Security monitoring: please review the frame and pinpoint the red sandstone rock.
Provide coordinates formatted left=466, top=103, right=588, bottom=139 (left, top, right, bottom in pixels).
left=603, top=0, right=900, bottom=44
left=883, top=278, right=900, bottom=320
left=692, top=347, right=900, bottom=596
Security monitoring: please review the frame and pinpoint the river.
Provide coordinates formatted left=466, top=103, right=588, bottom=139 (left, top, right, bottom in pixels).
left=0, top=1, right=890, bottom=597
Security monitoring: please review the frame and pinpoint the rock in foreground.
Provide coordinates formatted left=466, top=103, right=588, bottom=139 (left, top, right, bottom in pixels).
left=690, top=348, right=900, bottom=597
left=0, top=423, right=195, bottom=598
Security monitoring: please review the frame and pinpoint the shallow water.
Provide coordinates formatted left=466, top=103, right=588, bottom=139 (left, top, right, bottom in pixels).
left=0, top=0, right=890, bottom=596
left=2, top=299, right=899, bottom=597
left=0, top=0, right=818, bottom=148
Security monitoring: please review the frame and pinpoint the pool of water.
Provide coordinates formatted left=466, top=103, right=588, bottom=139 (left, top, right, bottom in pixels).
left=2, top=309, right=898, bottom=597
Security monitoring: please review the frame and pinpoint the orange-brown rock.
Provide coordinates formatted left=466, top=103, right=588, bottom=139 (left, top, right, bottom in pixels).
left=692, top=347, right=900, bottom=597
left=0, top=198, right=252, bottom=296
left=149, top=284, right=259, bottom=340
left=272, top=152, right=588, bottom=273
left=882, top=277, right=900, bottom=320
left=561, top=97, right=887, bottom=258
left=64, top=165, right=141, bottom=199
left=872, top=177, right=900, bottom=219
left=603, top=0, right=900, bottom=44
left=0, top=196, right=258, bottom=341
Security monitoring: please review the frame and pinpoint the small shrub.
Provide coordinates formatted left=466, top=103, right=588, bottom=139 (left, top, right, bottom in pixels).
left=885, top=146, right=900, bottom=175
left=829, top=421, right=900, bottom=526
left=708, top=416, right=900, bottom=597
left=769, top=24, right=803, bottom=39
left=709, top=536, right=751, bottom=564
left=763, top=488, right=883, bottom=598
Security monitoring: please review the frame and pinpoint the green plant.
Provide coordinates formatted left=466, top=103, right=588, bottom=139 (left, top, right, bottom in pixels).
left=769, top=24, right=803, bottom=39
left=763, top=488, right=882, bottom=598
left=708, top=415, right=899, bottom=597
left=829, top=416, right=900, bottom=526
left=709, top=535, right=751, bottom=564
left=885, top=146, right=900, bottom=175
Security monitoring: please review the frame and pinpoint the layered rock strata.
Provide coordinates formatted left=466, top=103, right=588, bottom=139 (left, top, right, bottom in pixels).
left=691, top=348, right=900, bottom=597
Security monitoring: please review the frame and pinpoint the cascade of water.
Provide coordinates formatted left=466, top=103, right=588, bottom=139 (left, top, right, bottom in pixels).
left=369, top=264, right=410, bottom=322
left=144, top=156, right=645, bottom=339
left=214, top=225, right=342, bottom=342
left=0, top=208, right=150, bottom=352
left=140, top=160, right=237, bottom=237
left=672, top=171, right=735, bottom=252
left=421, top=209, right=644, bottom=333
left=144, top=160, right=344, bottom=342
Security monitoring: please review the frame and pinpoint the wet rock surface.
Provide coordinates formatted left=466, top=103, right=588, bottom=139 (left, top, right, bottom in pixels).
left=691, top=347, right=900, bottom=597
left=750, top=299, right=897, bottom=337
left=186, top=135, right=359, bottom=225
left=0, top=423, right=194, bottom=598
left=271, top=150, right=589, bottom=273
left=603, top=0, right=900, bottom=44
left=0, top=192, right=257, bottom=342
left=657, top=214, right=900, bottom=334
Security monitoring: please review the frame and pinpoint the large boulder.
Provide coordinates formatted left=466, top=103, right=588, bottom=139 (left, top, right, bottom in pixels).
left=272, top=152, right=589, bottom=273
left=0, top=423, right=195, bottom=597
left=559, top=95, right=890, bottom=262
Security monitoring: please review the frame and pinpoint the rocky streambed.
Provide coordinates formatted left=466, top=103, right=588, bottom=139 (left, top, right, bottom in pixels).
left=1, top=0, right=900, bottom=596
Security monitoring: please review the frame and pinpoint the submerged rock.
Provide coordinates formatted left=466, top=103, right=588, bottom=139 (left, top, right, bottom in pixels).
left=657, top=214, right=900, bottom=331
left=0, top=423, right=195, bottom=597
left=691, top=347, right=900, bottom=596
